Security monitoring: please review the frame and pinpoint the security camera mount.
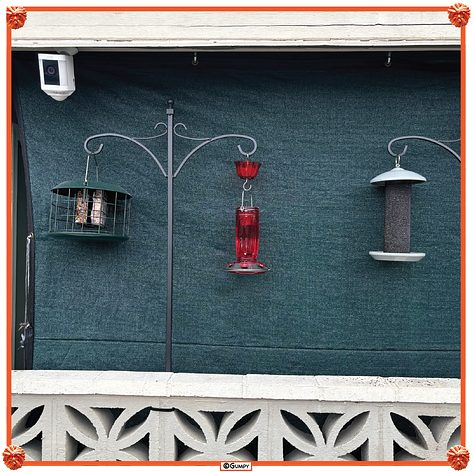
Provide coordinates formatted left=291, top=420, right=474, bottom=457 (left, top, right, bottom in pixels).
left=54, top=47, right=78, bottom=56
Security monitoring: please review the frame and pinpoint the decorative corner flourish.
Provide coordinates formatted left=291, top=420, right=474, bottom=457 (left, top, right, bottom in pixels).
left=2, top=445, right=25, bottom=470
left=448, top=445, right=470, bottom=470
left=6, top=6, right=27, bottom=29
left=448, top=3, right=471, bottom=27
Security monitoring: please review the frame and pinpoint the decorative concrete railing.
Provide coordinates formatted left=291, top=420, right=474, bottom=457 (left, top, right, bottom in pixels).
left=11, top=371, right=460, bottom=462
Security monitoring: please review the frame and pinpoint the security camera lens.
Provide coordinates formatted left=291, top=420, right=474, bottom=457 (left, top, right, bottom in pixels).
left=42, top=59, right=60, bottom=85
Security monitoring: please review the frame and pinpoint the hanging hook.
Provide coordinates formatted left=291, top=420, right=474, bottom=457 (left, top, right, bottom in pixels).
left=93, top=154, right=99, bottom=181
left=192, top=52, right=199, bottom=66
left=84, top=155, right=91, bottom=185
left=387, top=141, right=408, bottom=159
left=241, top=190, right=253, bottom=209
left=241, top=179, right=253, bottom=209
left=385, top=52, right=392, bottom=68
left=243, top=179, right=252, bottom=192
left=395, top=155, right=401, bottom=167
left=387, top=136, right=460, bottom=162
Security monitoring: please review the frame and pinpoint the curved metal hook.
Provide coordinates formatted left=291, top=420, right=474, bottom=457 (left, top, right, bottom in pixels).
left=132, top=122, right=168, bottom=141
left=389, top=144, right=409, bottom=158
left=241, top=189, right=253, bottom=209
left=227, top=135, right=258, bottom=157
left=174, top=123, right=210, bottom=142
left=84, top=133, right=167, bottom=177
left=388, top=136, right=461, bottom=162
left=237, top=141, right=256, bottom=157
left=85, top=141, right=104, bottom=156
left=173, top=133, right=258, bottom=178
left=174, top=124, right=257, bottom=156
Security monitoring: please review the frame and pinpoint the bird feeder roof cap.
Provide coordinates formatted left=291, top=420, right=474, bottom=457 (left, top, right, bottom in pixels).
left=51, top=180, right=131, bottom=196
left=370, top=166, right=426, bottom=186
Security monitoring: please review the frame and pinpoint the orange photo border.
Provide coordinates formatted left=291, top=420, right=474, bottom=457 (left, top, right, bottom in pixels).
left=5, top=5, right=466, bottom=467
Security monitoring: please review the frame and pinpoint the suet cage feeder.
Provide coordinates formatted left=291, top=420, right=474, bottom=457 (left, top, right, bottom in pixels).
left=49, top=180, right=131, bottom=241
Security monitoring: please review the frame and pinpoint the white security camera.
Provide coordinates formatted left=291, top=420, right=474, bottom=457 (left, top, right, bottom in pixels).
left=38, top=53, right=75, bottom=101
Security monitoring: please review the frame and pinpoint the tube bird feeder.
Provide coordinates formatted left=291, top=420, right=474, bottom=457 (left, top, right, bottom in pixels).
left=369, top=158, right=426, bottom=262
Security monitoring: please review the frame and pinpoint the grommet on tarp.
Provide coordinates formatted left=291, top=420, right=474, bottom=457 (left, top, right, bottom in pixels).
left=49, top=155, right=131, bottom=241
left=369, top=155, right=426, bottom=262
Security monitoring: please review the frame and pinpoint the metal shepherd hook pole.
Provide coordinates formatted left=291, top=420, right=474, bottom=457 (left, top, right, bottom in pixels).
left=166, top=100, right=174, bottom=372
left=83, top=100, right=258, bottom=372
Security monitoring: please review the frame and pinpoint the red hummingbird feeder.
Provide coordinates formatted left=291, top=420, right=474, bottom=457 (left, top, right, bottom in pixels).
left=234, top=159, right=261, bottom=180
left=224, top=156, right=270, bottom=274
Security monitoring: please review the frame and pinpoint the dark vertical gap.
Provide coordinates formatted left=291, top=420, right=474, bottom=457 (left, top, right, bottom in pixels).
left=12, top=65, right=35, bottom=370
left=13, top=141, right=27, bottom=370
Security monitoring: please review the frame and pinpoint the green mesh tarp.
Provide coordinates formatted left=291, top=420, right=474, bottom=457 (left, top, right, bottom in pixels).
left=13, top=51, right=461, bottom=377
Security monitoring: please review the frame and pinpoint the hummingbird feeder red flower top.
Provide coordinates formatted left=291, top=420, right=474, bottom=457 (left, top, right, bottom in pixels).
left=448, top=3, right=471, bottom=27
left=234, top=160, right=262, bottom=180
left=447, top=445, right=470, bottom=470
left=6, top=6, right=27, bottom=29
left=2, top=445, right=25, bottom=470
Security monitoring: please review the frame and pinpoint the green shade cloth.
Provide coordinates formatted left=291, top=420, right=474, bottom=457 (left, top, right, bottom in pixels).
left=13, top=51, right=461, bottom=377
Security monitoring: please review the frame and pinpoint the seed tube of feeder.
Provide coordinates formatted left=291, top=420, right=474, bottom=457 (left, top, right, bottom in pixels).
left=384, top=181, right=411, bottom=253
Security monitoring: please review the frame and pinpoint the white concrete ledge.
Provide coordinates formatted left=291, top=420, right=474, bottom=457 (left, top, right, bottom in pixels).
left=12, top=370, right=460, bottom=404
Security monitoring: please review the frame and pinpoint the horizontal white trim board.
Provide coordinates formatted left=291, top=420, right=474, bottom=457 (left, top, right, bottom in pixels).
left=12, top=370, right=460, bottom=403
left=12, top=11, right=460, bottom=50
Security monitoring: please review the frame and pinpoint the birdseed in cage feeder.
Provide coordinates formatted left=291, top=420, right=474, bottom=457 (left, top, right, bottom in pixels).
left=49, top=180, right=131, bottom=241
